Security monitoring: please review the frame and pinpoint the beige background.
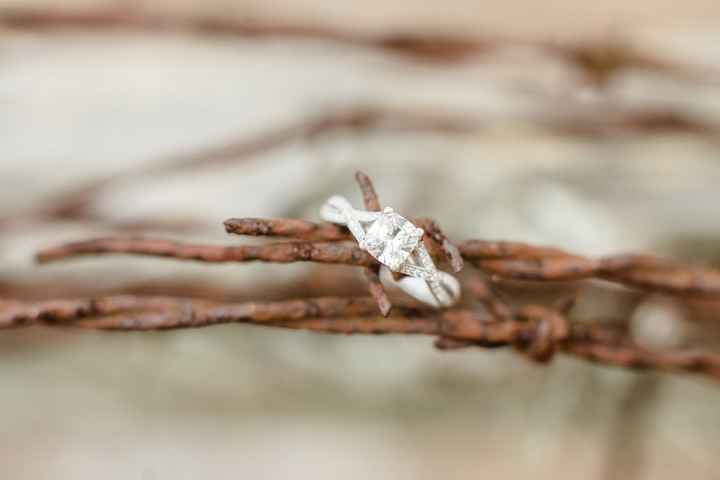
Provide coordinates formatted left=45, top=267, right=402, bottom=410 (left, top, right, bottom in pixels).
left=1, top=1, right=720, bottom=479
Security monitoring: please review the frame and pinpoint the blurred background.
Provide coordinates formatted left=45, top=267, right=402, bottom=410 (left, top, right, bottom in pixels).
left=1, top=1, right=720, bottom=478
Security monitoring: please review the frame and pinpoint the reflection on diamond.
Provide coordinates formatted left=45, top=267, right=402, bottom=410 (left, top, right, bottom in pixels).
left=364, top=212, right=422, bottom=269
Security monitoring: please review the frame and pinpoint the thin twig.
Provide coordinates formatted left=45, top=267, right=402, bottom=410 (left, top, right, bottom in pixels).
left=362, top=267, right=393, bottom=317
left=567, top=343, right=720, bottom=378
left=355, top=171, right=382, bottom=212
left=354, top=171, right=393, bottom=316
left=36, top=237, right=375, bottom=266
left=224, top=217, right=347, bottom=240
left=413, top=218, right=464, bottom=272
left=37, top=236, right=720, bottom=297
left=0, top=295, right=407, bottom=330
left=225, top=216, right=464, bottom=273
left=465, top=275, right=513, bottom=320
left=3, top=294, right=719, bottom=380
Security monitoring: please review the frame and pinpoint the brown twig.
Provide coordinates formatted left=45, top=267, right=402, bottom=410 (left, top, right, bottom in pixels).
left=361, top=267, right=393, bottom=317
left=465, top=275, right=513, bottom=320
left=36, top=237, right=375, bottom=266
left=0, top=296, right=391, bottom=330
left=224, top=217, right=348, bottom=240
left=413, top=218, right=464, bottom=272
left=37, top=235, right=720, bottom=298
left=462, top=244, right=720, bottom=296
left=567, top=342, right=720, bottom=378
left=354, top=171, right=393, bottom=316
left=3, top=293, right=719, bottom=380
left=431, top=274, right=512, bottom=350
left=355, top=171, right=382, bottom=212
left=225, top=215, right=464, bottom=273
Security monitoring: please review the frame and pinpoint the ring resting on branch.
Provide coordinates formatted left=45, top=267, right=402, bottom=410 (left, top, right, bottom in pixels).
left=14, top=171, right=720, bottom=382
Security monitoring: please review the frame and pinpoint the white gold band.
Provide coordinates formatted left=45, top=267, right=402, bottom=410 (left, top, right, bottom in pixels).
left=379, top=267, right=461, bottom=309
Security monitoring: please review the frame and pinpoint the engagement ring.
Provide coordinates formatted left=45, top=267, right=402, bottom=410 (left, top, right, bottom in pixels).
left=320, top=195, right=460, bottom=307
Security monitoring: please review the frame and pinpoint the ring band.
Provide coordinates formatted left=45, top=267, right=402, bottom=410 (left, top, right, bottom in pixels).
left=320, top=195, right=460, bottom=307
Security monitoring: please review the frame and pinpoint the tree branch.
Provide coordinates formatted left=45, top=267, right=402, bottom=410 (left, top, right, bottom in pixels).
left=3, top=294, right=718, bottom=380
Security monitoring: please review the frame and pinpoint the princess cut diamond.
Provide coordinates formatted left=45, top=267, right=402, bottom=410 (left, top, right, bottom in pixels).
left=363, top=209, right=423, bottom=270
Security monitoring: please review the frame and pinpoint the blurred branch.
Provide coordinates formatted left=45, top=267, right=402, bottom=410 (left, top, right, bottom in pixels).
left=2, top=5, right=719, bottom=87
left=2, top=105, right=718, bottom=235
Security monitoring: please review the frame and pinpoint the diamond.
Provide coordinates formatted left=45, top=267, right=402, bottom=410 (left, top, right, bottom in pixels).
left=363, top=211, right=423, bottom=270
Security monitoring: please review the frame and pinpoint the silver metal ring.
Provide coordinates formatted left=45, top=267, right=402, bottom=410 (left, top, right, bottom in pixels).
left=320, top=195, right=461, bottom=308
